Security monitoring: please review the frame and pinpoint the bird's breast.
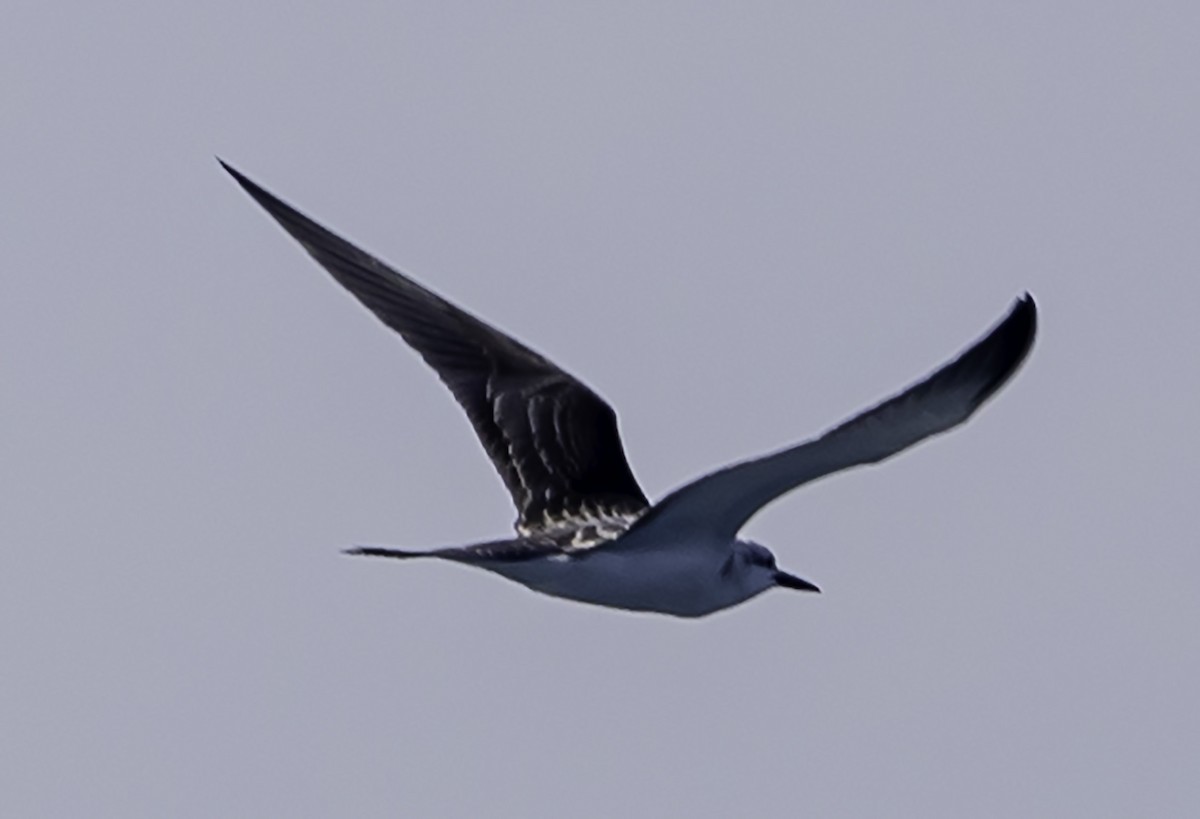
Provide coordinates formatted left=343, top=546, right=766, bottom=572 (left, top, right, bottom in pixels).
left=486, top=540, right=753, bottom=617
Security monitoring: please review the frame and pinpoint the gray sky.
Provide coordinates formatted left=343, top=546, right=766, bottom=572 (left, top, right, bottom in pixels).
left=4, top=3, right=1198, bottom=817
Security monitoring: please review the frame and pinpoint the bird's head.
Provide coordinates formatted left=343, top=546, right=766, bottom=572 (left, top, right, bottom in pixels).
left=728, top=539, right=821, bottom=596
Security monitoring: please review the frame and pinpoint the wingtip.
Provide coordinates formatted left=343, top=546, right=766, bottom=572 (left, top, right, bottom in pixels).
left=215, top=156, right=241, bottom=179
left=217, top=158, right=263, bottom=197
left=1014, top=291, right=1037, bottom=323
left=962, top=291, right=1038, bottom=409
left=216, top=161, right=310, bottom=237
left=1009, top=291, right=1038, bottom=349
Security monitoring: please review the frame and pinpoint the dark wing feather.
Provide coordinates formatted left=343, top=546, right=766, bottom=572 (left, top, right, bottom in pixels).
left=630, top=295, right=1037, bottom=541
left=221, top=161, right=648, bottom=531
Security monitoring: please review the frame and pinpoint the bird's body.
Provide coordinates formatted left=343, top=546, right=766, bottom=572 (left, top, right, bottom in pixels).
left=222, top=160, right=1037, bottom=617
left=499, top=540, right=769, bottom=618
left=364, top=528, right=780, bottom=618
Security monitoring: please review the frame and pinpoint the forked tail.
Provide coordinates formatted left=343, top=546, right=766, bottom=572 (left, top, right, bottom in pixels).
left=344, top=546, right=432, bottom=560
left=345, top=538, right=557, bottom=564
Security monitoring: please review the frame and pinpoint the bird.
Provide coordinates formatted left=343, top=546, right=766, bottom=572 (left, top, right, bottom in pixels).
left=221, top=160, right=1037, bottom=618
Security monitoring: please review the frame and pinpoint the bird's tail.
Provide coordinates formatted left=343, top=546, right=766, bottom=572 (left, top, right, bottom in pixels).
left=343, top=546, right=432, bottom=560
left=344, top=538, right=553, bottom=564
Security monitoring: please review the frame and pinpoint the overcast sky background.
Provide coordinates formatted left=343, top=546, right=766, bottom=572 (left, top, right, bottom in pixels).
left=4, top=3, right=1198, bottom=817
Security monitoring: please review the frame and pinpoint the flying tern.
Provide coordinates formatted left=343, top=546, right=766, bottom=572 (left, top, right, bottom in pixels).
left=222, top=161, right=1036, bottom=617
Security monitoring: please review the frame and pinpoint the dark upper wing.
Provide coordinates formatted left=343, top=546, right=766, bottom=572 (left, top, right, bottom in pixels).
left=629, top=295, right=1037, bottom=542
left=221, top=161, right=648, bottom=531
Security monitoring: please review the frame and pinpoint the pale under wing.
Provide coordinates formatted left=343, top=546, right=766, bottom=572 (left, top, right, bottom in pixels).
left=629, top=295, right=1036, bottom=542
